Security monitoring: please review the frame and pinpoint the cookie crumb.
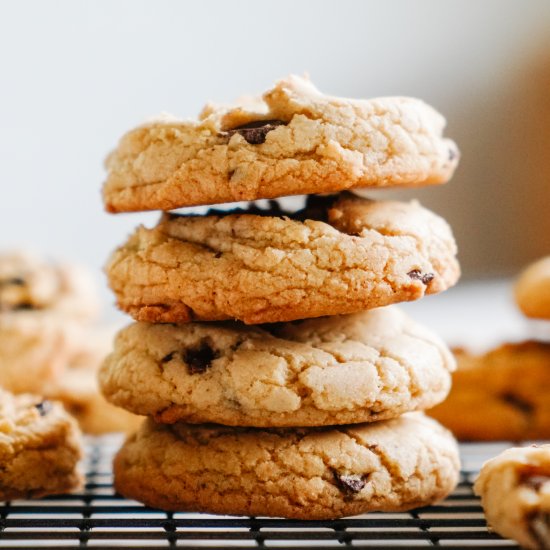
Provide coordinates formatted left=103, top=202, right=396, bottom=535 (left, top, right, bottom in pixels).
left=0, top=277, right=25, bottom=287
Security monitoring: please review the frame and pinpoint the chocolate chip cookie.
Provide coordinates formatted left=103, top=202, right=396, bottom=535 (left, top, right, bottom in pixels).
left=0, top=313, right=103, bottom=394
left=103, top=75, right=459, bottom=213
left=475, top=444, right=550, bottom=549
left=0, top=251, right=103, bottom=393
left=515, top=256, right=550, bottom=320
left=100, top=307, right=455, bottom=427
left=114, top=413, right=459, bottom=519
left=0, top=390, right=83, bottom=500
left=428, top=341, right=550, bottom=441
left=106, top=193, right=459, bottom=324
left=0, top=251, right=98, bottom=320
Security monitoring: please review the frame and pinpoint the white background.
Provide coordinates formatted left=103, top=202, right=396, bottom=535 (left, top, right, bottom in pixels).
left=1, top=0, right=550, bottom=321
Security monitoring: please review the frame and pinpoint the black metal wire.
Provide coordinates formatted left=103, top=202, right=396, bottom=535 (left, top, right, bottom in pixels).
left=0, top=437, right=519, bottom=549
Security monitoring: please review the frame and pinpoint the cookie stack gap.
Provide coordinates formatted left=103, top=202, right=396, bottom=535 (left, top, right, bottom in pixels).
left=100, top=75, right=462, bottom=519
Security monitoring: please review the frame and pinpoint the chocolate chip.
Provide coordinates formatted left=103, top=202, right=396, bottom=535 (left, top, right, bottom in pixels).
left=501, top=393, right=534, bottom=415
left=333, top=471, right=367, bottom=495
left=528, top=511, right=550, bottom=548
left=161, top=352, right=175, bottom=363
left=448, top=147, right=458, bottom=162
left=214, top=252, right=222, bottom=259
left=522, top=475, right=549, bottom=491
left=183, top=341, right=219, bottom=374
left=407, top=269, right=435, bottom=285
left=0, top=301, right=35, bottom=312
left=225, top=119, right=287, bottom=145
left=230, top=338, right=245, bottom=352
left=293, top=194, right=338, bottom=223
left=35, top=401, right=52, bottom=416
left=13, top=302, right=34, bottom=311
left=0, top=277, right=25, bottom=287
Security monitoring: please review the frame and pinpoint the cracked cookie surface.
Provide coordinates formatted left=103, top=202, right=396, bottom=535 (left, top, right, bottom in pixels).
left=114, top=413, right=459, bottom=519
left=106, top=193, right=459, bottom=324
left=0, top=390, right=83, bottom=500
left=428, top=341, right=550, bottom=441
left=103, top=75, right=459, bottom=213
left=474, top=445, right=550, bottom=549
left=100, top=307, right=455, bottom=427
left=515, top=256, right=550, bottom=320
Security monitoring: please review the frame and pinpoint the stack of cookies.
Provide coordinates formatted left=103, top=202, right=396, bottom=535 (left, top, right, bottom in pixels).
left=99, top=76, right=462, bottom=519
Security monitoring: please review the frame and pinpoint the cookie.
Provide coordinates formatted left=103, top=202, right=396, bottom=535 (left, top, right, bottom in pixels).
left=106, top=193, right=459, bottom=324
left=474, top=444, right=550, bottom=549
left=100, top=307, right=455, bottom=427
left=428, top=341, right=550, bottom=441
left=0, top=251, right=98, bottom=321
left=0, top=251, right=103, bottom=393
left=103, top=75, right=459, bottom=213
left=0, top=312, right=103, bottom=394
left=0, top=390, right=83, bottom=500
left=114, top=413, right=459, bottom=519
left=515, top=256, right=550, bottom=320
left=0, top=316, right=139, bottom=433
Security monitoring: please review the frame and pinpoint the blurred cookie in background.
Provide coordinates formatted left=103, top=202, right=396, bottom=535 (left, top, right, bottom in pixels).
left=0, top=251, right=99, bottom=320
left=42, top=326, right=141, bottom=434
left=428, top=342, right=550, bottom=441
left=0, top=250, right=138, bottom=434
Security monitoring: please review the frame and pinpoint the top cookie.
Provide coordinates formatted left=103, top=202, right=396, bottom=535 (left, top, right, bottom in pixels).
left=515, top=256, right=550, bottom=320
left=103, top=75, right=459, bottom=212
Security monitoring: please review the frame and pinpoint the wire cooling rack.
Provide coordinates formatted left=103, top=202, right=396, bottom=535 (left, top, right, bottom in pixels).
left=0, top=436, right=525, bottom=549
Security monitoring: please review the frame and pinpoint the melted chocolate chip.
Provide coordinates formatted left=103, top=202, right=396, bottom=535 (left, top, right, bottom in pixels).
left=35, top=400, right=52, bottom=416
left=0, top=301, right=35, bottom=313
left=522, top=475, right=550, bottom=491
left=0, top=277, right=25, bottom=287
left=167, top=194, right=338, bottom=225
left=226, top=119, right=287, bottom=145
left=407, top=270, right=435, bottom=285
left=161, top=352, right=175, bottom=363
left=528, top=511, right=550, bottom=548
left=230, top=338, right=245, bottom=352
left=13, top=302, right=34, bottom=311
left=183, top=341, right=220, bottom=374
left=206, top=199, right=291, bottom=218
left=333, top=471, right=367, bottom=495
left=501, top=393, right=534, bottom=415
